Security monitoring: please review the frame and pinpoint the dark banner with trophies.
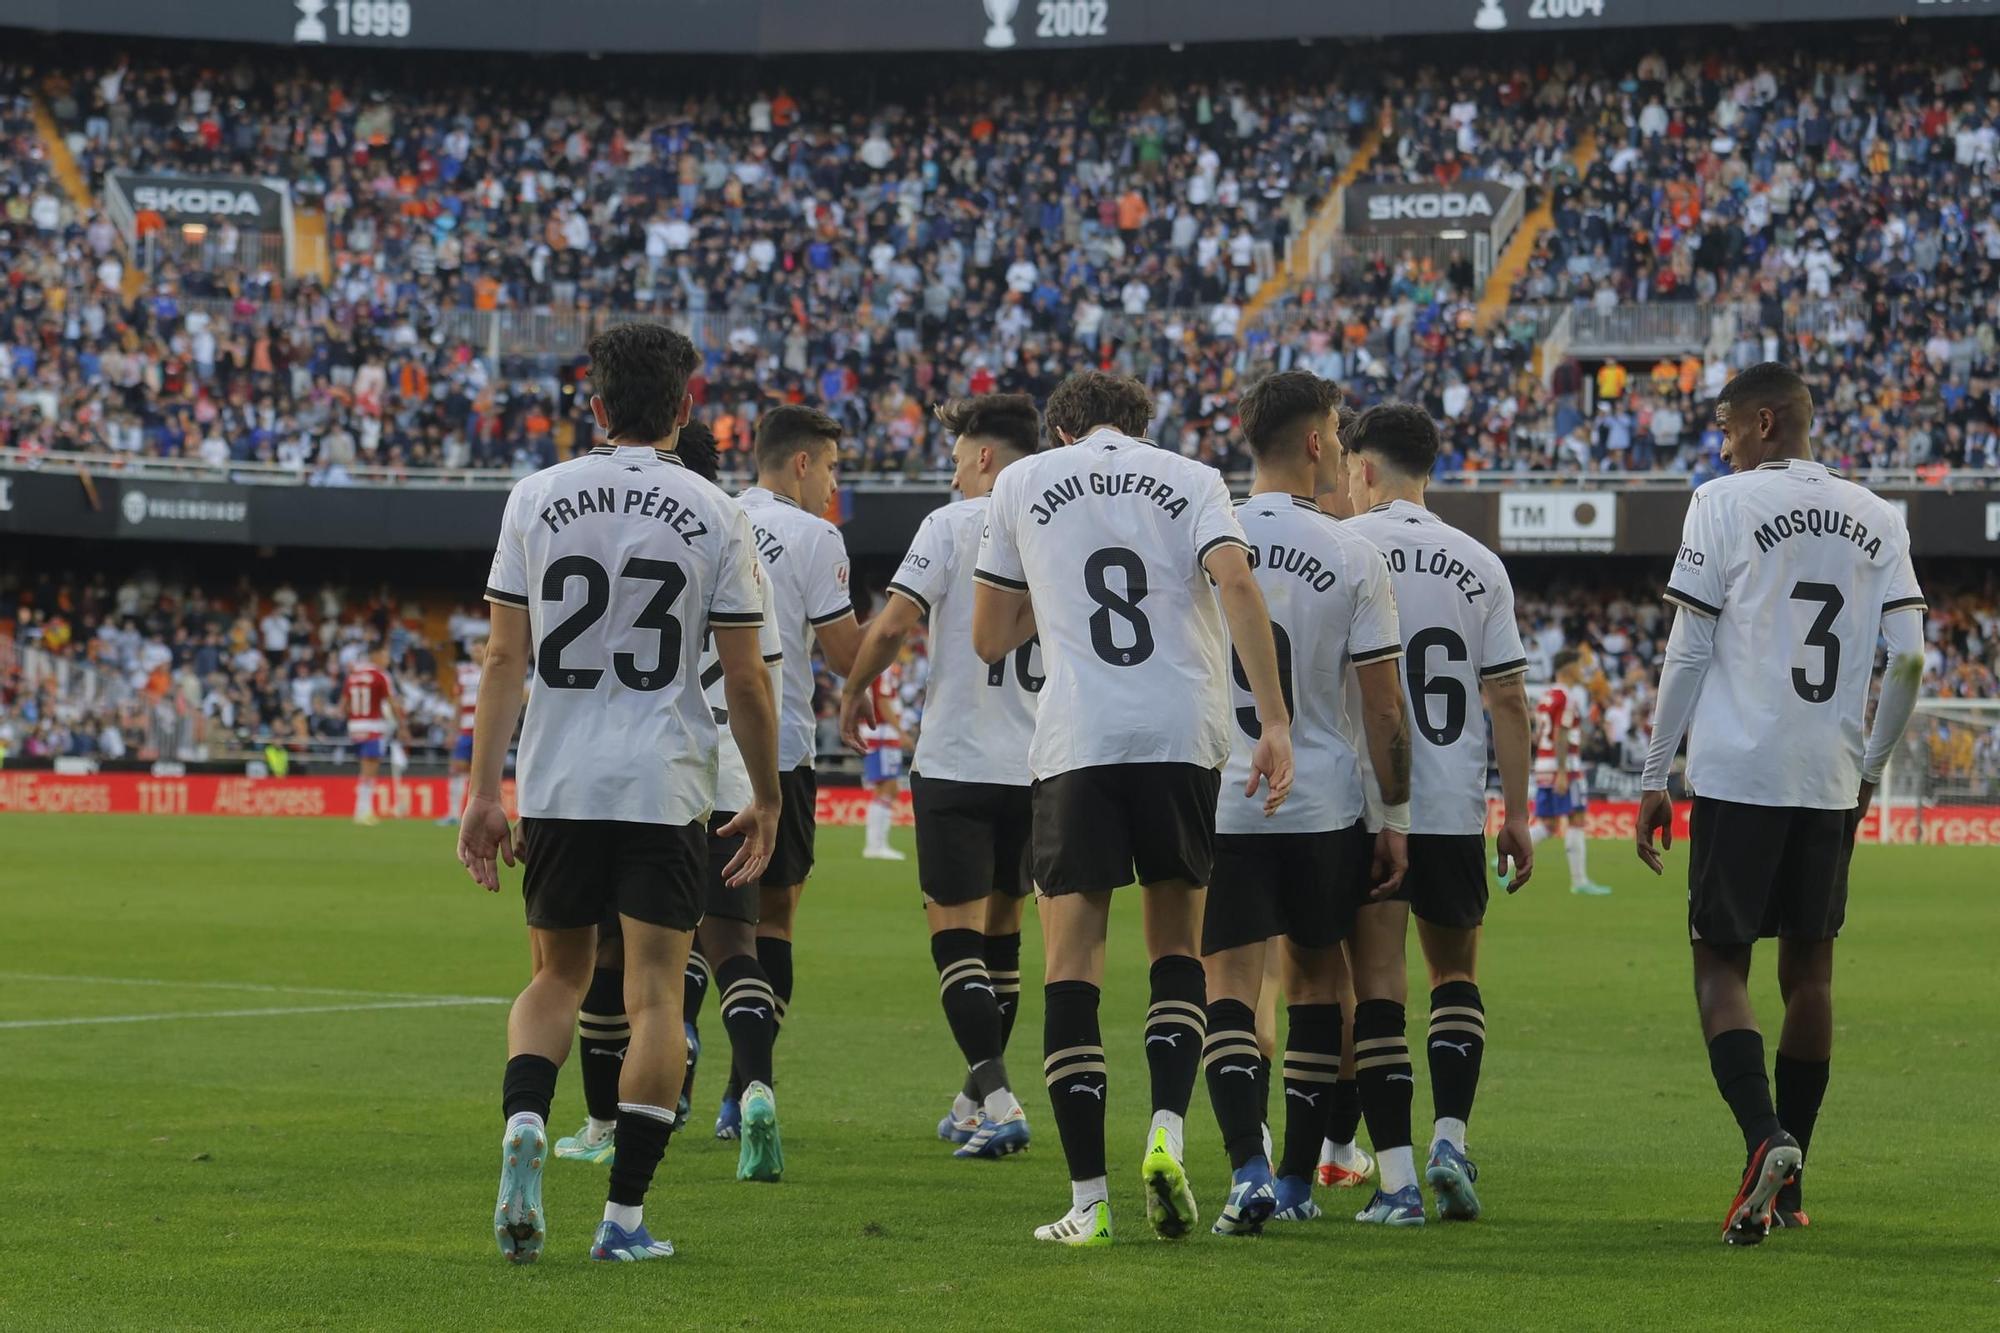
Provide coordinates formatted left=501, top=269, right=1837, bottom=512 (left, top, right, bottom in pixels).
left=0, top=0, right=1986, bottom=56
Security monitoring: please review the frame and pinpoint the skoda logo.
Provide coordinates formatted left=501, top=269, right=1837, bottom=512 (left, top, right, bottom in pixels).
left=122, top=490, right=149, bottom=525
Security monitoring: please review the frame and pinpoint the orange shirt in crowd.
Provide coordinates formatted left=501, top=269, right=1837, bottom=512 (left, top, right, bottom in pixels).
left=1596, top=361, right=1628, bottom=400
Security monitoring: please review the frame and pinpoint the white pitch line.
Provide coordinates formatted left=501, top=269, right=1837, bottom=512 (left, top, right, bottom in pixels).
left=0, top=971, right=497, bottom=1003
left=0, top=997, right=507, bottom=1031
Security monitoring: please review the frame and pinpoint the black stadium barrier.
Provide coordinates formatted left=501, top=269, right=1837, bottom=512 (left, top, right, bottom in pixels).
left=4, top=470, right=1998, bottom=559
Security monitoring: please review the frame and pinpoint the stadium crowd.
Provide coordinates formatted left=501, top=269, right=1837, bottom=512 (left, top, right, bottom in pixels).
left=6, top=29, right=2000, bottom=478
left=5, top=561, right=1996, bottom=796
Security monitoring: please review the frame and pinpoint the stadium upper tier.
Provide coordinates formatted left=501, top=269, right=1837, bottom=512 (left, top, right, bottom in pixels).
left=5, top=26, right=2000, bottom=480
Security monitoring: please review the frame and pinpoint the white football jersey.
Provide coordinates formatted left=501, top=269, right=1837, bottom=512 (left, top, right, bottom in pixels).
left=737, top=486, right=854, bottom=770
left=1348, top=499, right=1529, bottom=835
left=1665, top=459, right=1925, bottom=809
left=975, top=428, right=1249, bottom=781
left=701, top=566, right=783, bottom=815
left=886, top=495, right=1040, bottom=787
left=485, top=445, right=765, bottom=825
left=1217, top=493, right=1402, bottom=835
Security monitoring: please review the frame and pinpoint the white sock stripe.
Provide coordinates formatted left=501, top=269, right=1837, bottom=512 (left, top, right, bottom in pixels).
left=581, top=1026, right=632, bottom=1041
left=1146, top=999, right=1207, bottom=1022
left=1044, top=1059, right=1107, bottom=1085
left=1043, top=1043, right=1106, bottom=1070
left=615, top=1101, right=677, bottom=1126
left=685, top=954, right=710, bottom=980
left=578, top=1010, right=627, bottom=1025
left=939, top=957, right=990, bottom=981
left=1355, top=1053, right=1414, bottom=1072
left=1430, top=1005, right=1485, bottom=1022
left=1354, top=1035, right=1408, bottom=1054
left=721, top=980, right=778, bottom=1007
left=987, top=969, right=1022, bottom=982
left=1283, top=1049, right=1343, bottom=1068
left=1429, top=1021, right=1485, bottom=1038
left=1146, top=1014, right=1206, bottom=1037
left=1200, top=1027, right=1259, bottom=1050
left=1282, top=1067, right=1340, bottom=1084
left=1201, top=1045, right=1265, bottom=1070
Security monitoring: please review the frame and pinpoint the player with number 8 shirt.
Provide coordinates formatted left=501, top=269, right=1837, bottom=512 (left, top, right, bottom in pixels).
left=971, top=370, right=1295, bottom=1247
left=1344, top=402, right=1538, bottom=1227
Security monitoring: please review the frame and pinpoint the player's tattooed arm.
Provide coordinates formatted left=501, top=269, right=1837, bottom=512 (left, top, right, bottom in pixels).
left=1354, top=659, right=1411, bottom=807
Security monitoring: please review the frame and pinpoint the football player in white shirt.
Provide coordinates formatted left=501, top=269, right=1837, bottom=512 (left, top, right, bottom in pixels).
left=972, top=371, right=1294, bottom=1247
left=457, top=324, right=781, bottom=1264
left=1197, top=373, right=1411, bottom=1237
left=1347, top=402, right=1538, bottom=1226
left=721, top=406, right=863, bottom=1139
left=554, top=419, right=792, bottom=1184
left=1636, top=363, right=1926, bottom=1245
left=839, top=394, right=1043, bottom=1162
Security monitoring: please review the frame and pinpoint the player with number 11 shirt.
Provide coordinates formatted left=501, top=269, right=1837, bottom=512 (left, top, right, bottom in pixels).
left=972, top=371, right=1294, bottom=1248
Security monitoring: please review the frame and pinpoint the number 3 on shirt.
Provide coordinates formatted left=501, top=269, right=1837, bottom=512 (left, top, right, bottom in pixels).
left=537, top=554, right=688, bottom=692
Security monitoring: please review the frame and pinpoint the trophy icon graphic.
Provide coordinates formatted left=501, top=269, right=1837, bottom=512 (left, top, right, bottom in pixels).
left=983, top=0, right=1018, bottom=49
left=1474, top=0, right=1507, bottom=31
left=295, top=0, right=329, bottom=43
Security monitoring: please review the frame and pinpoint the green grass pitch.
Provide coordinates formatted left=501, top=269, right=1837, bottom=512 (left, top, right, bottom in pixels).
left=1, top=814, right=1994, bottom=1331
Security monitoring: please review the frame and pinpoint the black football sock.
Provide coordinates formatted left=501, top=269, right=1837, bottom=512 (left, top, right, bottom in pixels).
left=1258, top=1054, right=1273, bottom=1129
left=502, top=1053, right=559, bottom=1125
left=731, top=937, right=793, bottom=1101
left=1327, top=1078, right=1363, bottom=1147
left=607, top=1103, right=676, bottom=1208
left=932, top=928, right=1009, bottom=1101
left=1202, top=999, right=1266, bottom=1169
left=1708, top=1028, right=1783, bottom=1153
left=1427, top=980, right=1486, bottom=1131
left=683, top=950, right=711, bottom=1026
left=966, top=931, right=1025, bottom=1101
left=1774, top=1052, right=1830, bottom=1163
left=716, top=955, right=778, bottom=1090
left=1144, top=955, right=1207, bottom=1118
left=1043, top=980, right=1108, bottom=1182
left=578, top=968, right=629, bottom=1124
left=1354, top=999, right=1413, bottom=1153
left=1279, top=1003, right=1341, bottom=1180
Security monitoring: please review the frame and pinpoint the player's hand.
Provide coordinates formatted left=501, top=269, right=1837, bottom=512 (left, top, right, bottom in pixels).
left=1635, top=788, right=1674, bottom=875
left=458, top=794, right=523, bottom=892
left=837, top=687, right=876, bottom=756
left=1495, top=814, right=1534, bottom=893
left=1845, top=779, right=1877, bottom=854
left=718, top=798, right=778, bottom=887
left=1246, top=723, right=1294, bottom=816
left=1368, top=828, right=1409, bottom=900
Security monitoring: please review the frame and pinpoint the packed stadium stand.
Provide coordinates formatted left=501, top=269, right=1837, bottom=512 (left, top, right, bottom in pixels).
left=7, top=25, right=2000, bottom=479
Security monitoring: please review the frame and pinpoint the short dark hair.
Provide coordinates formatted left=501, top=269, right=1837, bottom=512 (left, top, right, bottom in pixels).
left=1715, top=361, right=1814, bottom=431
left=1044, top=370, right=1152, bottom=442
left=586, top=322, right=699, bottom=445
left=1346, top=402, right=1440, bottom=479
left=1553, top=648, right=1583, bottom=675
left=754, top=404, right=842, bottom=472
left=1334, top=402, right=1360, bottom=445
left=676, top=417, right=718, bottom=482
left=1238, top=371, right=1344, bottom=458
left=934, top=393, right=1042, bottom=457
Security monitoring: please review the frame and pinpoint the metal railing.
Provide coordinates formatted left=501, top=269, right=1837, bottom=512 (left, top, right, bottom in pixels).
left=1537, top=297, right=1874, bottom=357
left=7, top=448, right=1995, bottom=494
